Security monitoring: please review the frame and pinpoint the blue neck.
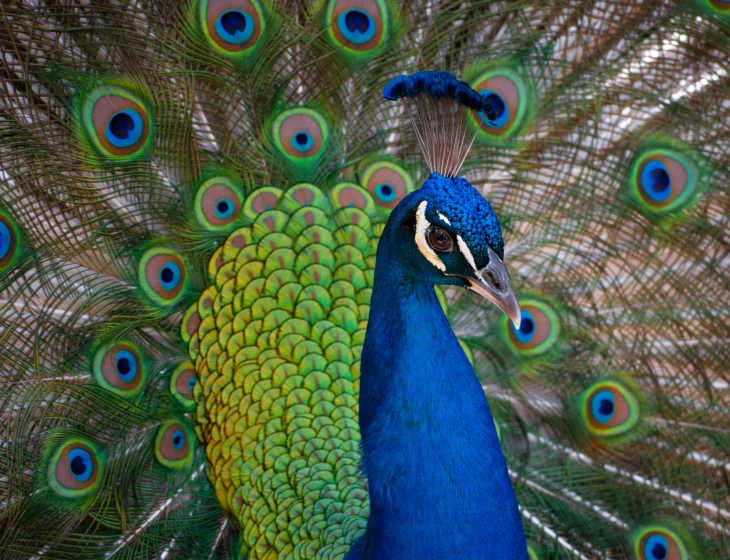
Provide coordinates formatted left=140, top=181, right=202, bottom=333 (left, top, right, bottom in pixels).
left=352, top=235, right=527, bottom=559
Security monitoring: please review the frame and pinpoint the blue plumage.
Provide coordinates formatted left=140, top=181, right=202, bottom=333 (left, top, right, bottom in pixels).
left=421, top=173, right=505, bottom=260
left=383, top=71, right=485, bottom=110
left=350, top=182, right=527, bottom=559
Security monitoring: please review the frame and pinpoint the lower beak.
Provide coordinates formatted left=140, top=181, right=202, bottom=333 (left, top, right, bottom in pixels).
left=464, top=248, right=521, bottom=329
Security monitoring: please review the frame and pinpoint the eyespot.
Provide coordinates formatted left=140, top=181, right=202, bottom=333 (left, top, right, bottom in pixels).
left=194, top=176, right=243, bottom=230
left=48, top=439, right=102, bottom=498
left=199, top=0, right=265, bottom=55
left=580, top=380, right=641, bottom=437
left=703, top=0, right=730, bottom=14
left=0, top=213, right=20, bottom=271
left=170, top=362, right=198, bottom=410
left=154, top=421, right=194, bottom=469
left=93, top=340, right=145, bottom=396
left=633, top=526, right=689, bottom=560
left=272, top=108, right=329, bottom=161
left=361, top=161, right=413, bottom=209
left=326, top=0, right=388, bottom=57
left=628, top=148, right=699, bottom=214
left=82, top=87, right=151, bottom=159
left=505, top=300, right=559, bottom=356
left=426, top=225, right=454, bottom=253
left=138, top=247, right=188, bottom=307
left=470, top=68, right=529, bottom=142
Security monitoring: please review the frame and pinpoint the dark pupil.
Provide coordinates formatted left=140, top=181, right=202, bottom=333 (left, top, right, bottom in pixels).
left=651, top=543, right=667, bottom=559
left=429, top=227, right=451, bottom=250
left=110, top=113, right=134, bottom=140
left=217, top=201, right=229, bottom=213
left=598, top=398, right=614, bottom=416
left=380, top=184, right=393, bottom=196
left=345, top=10, right=370, bottom=33
left=519, top=318, right=534, bottom=335
left=295, top=133, right=309, bottom=146
left=117, top=357, right=131, bottom=374
left=173, top=434, right=183, bottom=446
left=161, top=266, right=174, bottom=283
left=650, top=168, right=669, bottom=192
left=485, top=93, right=505, bottom=122
left=221, top=11, right=247, bottom=35
left=70, top=455, right=87, bottom=475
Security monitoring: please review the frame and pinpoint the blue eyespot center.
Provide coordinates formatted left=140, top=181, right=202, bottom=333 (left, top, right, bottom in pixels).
left=187, top=377, right=198, bottom=392
left=645, top=535, right=669, bottom=560
left=115, top=349, right=138, bottom=383
left=68, top=448, right=93, bottom=482
left=512, top=310, right=535, bottom=343
left=591, top=389, right=616, bottom=423
left=338, top=10, right=376, bottom=45
left=215, top=198, right=235, bottom=219
left=374, top=183, right=397, bottom=202
left=291, top=131, right=314, bottom=153
left=640, top=160, right=671, bottom=202
left=215, top=10, right=255, bottom=45
left=159, top=261, right=181, bottom=291
left=106, top=109, right=144, bottom=148
left=520, top=318, right=534, bottom=336
left=480, top=91, right=509, bottom=129
left=172, top=429, right=185, bottom=450
left=598, top=398, right=613, bottom=416
left=0, top=221, right=12, bottom=260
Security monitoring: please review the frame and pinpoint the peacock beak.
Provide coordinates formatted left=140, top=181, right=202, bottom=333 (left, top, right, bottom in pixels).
left=465, top=247, right=521, bottom=329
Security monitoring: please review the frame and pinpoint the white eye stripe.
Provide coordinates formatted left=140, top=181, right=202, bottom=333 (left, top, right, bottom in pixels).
left=437, top=212, right=451, bottom=225
left=457, top=235, right=477, bottom=271
left=415, top=201, right=446, bottom=271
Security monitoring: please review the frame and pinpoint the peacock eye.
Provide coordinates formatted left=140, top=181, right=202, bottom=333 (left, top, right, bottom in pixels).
left=427, top=226, right=454, bottom=253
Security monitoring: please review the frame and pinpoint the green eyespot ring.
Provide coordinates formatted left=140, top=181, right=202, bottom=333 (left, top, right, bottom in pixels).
left=48, top=438, right=104, bottom=498
left=81, top=86, right=152, bottom=160
left=325, top=0, right=390, bottom=64
left=627, top=147, right=701, bottom=215
left=470, top=67, right=529, bottom=143
left=504, top=299, right=560, bottom=356
left=137, top=247, right=189, bottom=307
left=578, top=379, right=641, bottom=438
left=272, top=108, right=329, bottom=161
left=361, top=161, right=413, bottom=210
left=93, top=339, right=146, bottom=397
left=194, top=176, right=244, bottom=231
left=154, top=420, right=195, bottom=469
left=633, top=525, right=689, bottom=560
left=198, top=0, right=266, bottom=57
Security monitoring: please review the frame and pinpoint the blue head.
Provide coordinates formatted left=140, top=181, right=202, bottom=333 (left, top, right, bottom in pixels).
left=382, top=172, right=520, bottom=326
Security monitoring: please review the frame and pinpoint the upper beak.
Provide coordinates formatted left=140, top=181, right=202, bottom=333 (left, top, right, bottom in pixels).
left=464, top=247, right=521, bottom=329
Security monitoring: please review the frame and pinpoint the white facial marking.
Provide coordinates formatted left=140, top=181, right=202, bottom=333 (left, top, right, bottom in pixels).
left=415, top=201, right=446, bottom=271
left=457, top=235, right=477, bottom=271
left=437, top=212, right=451, bottom=225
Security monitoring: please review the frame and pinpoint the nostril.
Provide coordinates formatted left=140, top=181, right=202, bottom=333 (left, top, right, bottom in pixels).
left=483, top=269, right=502, bottom=290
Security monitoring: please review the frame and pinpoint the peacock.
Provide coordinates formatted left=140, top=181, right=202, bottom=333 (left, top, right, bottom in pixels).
left=1, top=0, right=729, bottom=558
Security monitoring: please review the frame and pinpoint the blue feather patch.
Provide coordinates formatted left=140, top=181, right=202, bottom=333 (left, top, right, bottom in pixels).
left=383, top=71, right=485, bottom=111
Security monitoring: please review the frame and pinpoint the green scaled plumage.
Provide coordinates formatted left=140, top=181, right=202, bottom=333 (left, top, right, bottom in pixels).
left=1, top=1, right=730, bottom=559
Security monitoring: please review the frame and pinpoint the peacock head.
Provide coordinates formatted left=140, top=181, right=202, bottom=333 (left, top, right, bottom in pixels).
left=383, top=171, right=521, bottom=328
